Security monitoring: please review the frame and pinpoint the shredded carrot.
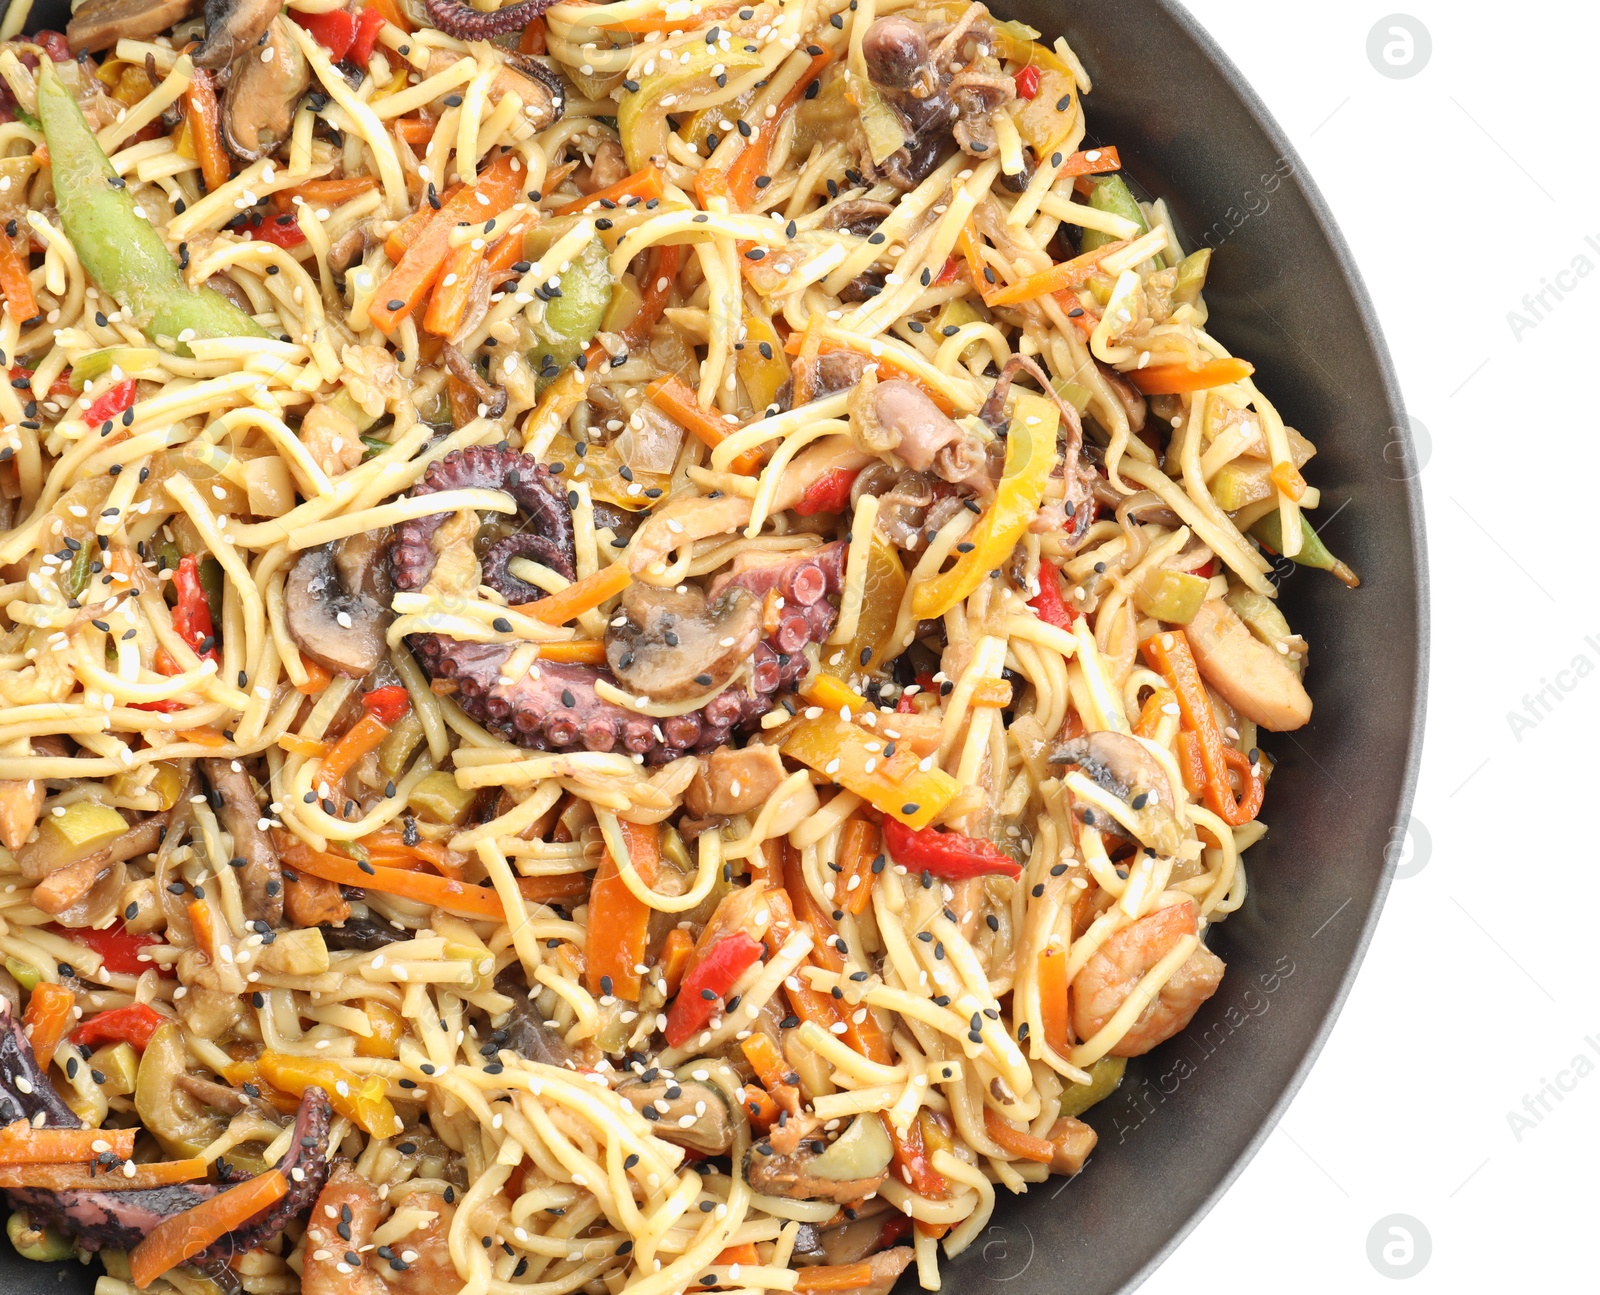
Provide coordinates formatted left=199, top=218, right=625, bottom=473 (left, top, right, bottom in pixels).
left=279, top=834, right=507, bottom=920
left=275, top=177, right=378, bottom=210
left=982, top=1108, right=1056, bottom=1163
left=536, top=640, right=607, bottom=665
left=422, top=236, right=485, bottom=337
left=1057, top=144, right=1122, bottom=178
left=182, top=69, right=230, bottom=194
left=584, top=820, right=658, bottom=1000
left=660, top=927, right=694, bottom=997
left=516, top=561, right=633, bottom=625
left=1141, top=630, right=1263, bottom=826
left=624, top=243, right=682, bottom=349
left=276, top=733, right=329, bottom=758
left=515, top=873, right=591, bottom=905
left=1270, top=460, right=1307, bottom=502
left=799, top=673, right=869, bottom=715
left=955, top=217, right=987, bottom=290
left=1038, top=944, right=1072, bottom=1056
left=0, top=1122, right=135, bottom=1164
left=318, top=713, right=391, bottom=789
left=0, top=234, right=36, bottom=324
left=365, top=0, right=411, bottom=32
left=1132, top=687, right=1174, bottom=739
left=293, top=657, right=332, bottom=695
left=383, top=186, right=458, bottom=261
left=553, top=164, right=665, bottom=217
left=0, top=1158, right=206, bottom=1191
left=740, top=1030, right=802, bottom=1116
left=130, top=1169, right=288, bottom=1288
left=646, top=374, right=762, bottom=473
left=982, top=239, right=1127, bottom=307
left=359, top=829, right=462, bottom=874
left=484, top=221, right=531, bottom=282
left=185, top=726, right=229, bottom=748
left=395, top=115, right=436, bottom=149
left=517, top=15, right=546, bottom=51
left=739, top=1083, right=779, bottom=1129
left=371, top=154, right=521, bottom=335
left=21, top=981, right=74, bottom=1066
left=186, top=899, right=216, bottom=959
left=724, top=47, right=832, bottom=209
left=969, top=677, right=1014, bottom=708
left=1128, top=356, right=1254, bottom=395
left=837, top=818, right=880, bottom=917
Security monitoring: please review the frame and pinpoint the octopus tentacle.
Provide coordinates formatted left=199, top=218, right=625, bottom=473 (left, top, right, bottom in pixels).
left=424, top=0, right=557, bottom=40
left=391, top=449, right=847, bottom=761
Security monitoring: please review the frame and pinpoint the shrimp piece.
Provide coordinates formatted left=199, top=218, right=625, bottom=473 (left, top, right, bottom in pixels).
left=303, top=1162, right=386, bottom=1295
left=382, top=1192, right=457, bottom=1295
left=1071, top=899, right=1224, bottom=1056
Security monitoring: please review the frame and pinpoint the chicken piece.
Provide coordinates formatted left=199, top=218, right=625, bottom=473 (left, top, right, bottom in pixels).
left=1186, top=597, right=1312, bottom=731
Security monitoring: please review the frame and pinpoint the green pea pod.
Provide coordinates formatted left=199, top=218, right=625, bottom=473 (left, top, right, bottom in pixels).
left=37, top=64, right=265, bottom=351
left=1250, top=510, right=1360, bottom=589
left=65, top=542, right=92, bottom=598
left=531, top=234, right=612, bottom=392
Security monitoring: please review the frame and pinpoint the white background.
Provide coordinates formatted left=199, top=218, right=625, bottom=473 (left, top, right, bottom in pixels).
left=1136, top=3, right=1596, bottom=1290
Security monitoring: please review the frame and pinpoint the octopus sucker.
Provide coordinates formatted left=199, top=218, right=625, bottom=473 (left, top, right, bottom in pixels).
left=389, top=448, right=848, bottom=761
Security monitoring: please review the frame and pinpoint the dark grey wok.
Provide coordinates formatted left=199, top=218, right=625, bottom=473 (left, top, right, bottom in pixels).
left=6, top=0, right=1426, bottom=1291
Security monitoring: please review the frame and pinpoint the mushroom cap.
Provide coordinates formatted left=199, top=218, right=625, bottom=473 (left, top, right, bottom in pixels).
left=285, top=538, right=392, bottom=678
left=605, top=581, right=761, bottom=703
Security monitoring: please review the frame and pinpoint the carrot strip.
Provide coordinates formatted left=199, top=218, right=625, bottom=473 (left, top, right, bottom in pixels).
left=516, top=873, right=591, bottom=905
left=517, top=15, right=546, bottom=52
left=646, top=374, right=762, bottom=474
left=129, top=1170, right=288, bottom=1288
left=724, top=48, right=832, bottom=209
left=1056, top=144, right=1122, bottom=178
left=318, top=713, right=390, bottom=788
left=982, top=239, right=1126, bottom=307
left=0, top=1122, right=135, bottom=1164
left=955, top=217, right=986, bottom=290
left=183, top=70, right=230, bottom=194
left=623, top=243, right=682, bottom=349
left=293, top=658, right=332, bottom=695
left=1270, top=459, right=1306, bottom=501
left=969, top=677, right=1014, bottom=708
left=22, top=981, right=74, bottom=1065
left=552, top=164, right=665, bottom=216
left=366, top=0, right=412, bottom=32
left=187, top=900, right=216, bottom=959
left=536, top=640, right=607, bottom=665
left=371, top=154, right=521, bottom=335
left=1038, top=944, right=1071, bottom=1056
left=739, top=1083, right=779, bottom=1129
left=1132, top=687, right=1174, bottom=739
left=837, top=818, right=880, bottom=917
left=395, top=115, right=436, bottom=149
left=384, top=187, right=455, bottom=262
left=584, top=820, right=658, bottom=1000
left=1128, top=356, right=1254, bottom=395
left=0, top=234, right=37, bottom=324
left=982, top=1108, right=1056, bottom=1163
left=799, top=673, right=869, bottom=715
left=275, top=177, right=377, bottom=209
left=794, top=1262, right=876, bottom=1293
left=660, top=927, right=694, bottom=997
left=1141, top=630, right=1263, bottom=826
left=279, top=835, right=506, bottom=920
left=359, top=830, right=462, bottom=874
left=516, top=561, right=633, bottom=625
left=421, top=235, right=485, bottom=336
left=0, top=1158, right=206, bottom=1191
left=741, top=1031, right=802, bottom=1116
left=485, top=223, right=530, bottom=282
left=276, top=734, right=329, bottom=758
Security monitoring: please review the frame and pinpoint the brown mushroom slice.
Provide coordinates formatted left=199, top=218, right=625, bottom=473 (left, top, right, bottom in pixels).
left=66, top=0, right=199, bottom=54
left=745, top=1114, right=893, bottom=1202
left=286, top=539, right=392, bottom=678
left=1045, top=1114, right=1097, bottom=1175
left=220, top=16, right=310, bottom=161
left=605, top=583, right=761, bottom=703
left=684, top=744, right=787, bottom=818
left=1050, top=731, right=1183, bottom=856
left=1186, top=597, right=1312, bottom=732
left=193, top=0, right=281, bottom=70
left=615, top=1076, right=733, bottom=1155
left=492, top=966, right=578, bottom=1068
left=201, top=758, right=282, bottom=926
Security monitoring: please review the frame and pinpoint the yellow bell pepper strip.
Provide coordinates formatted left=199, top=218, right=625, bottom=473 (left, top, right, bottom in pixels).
left=256, top=1054, right=402, bottom=1137
left=981, top=239, right=1127, bottom=307
left=584, top=819, right=659, bottom=1001
left=618, top=42, right=765, bottom=172
left=823, top=531, right=906, bottom=680
left=1140, top=629, right=1263, bottom=827
left=277, top=833, right=507, bottom=921
left=0, top=1158, right=206, bottom=1191
left=910, top=390, right=1058, bottom=619
left=37, top=65, right=265, bottom=345
left=1127, top=355, right=1254, bottom=395
left=516, top=560, right=633, bottom=624
left=21, top=981, right=74, bottom=1066
left=780, top=713, right=958, bottom=830
left=0, top=1121, right=135, bottom=1164
left=647, top=374, right=763, bottom=474
left=129, top=1169, right=288, bottom=1289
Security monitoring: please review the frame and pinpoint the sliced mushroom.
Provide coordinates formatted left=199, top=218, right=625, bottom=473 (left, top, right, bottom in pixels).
left=201, top=758, right=282, bottom=926
left=615, top=1075, right=734, bottom=1155
left=684, top=744, right=787, bottom=818
left=819, top=199, right=894, bottom=235
left=319, top=914, right=407, bottom=951
left=1186, top=597, right=1312, bottom=732
left=193, top=0, right=280, bottom=70
left=286, top=537, right=392, bottom=677
left=1045, top=1115, right=1096, bottom=1175
left=605, top=582, right=761, bottom=703
left=327, top=222, right=374, bottom=276
left=746, top=1113, right=893, bottom=1202
left=1050, top=731, right=1183, bottom=856
left=221, top=16, right=310, bottom=162
left=492, top=966, right=577, bottom=1067
left=66, top=0, right=199, bottom=54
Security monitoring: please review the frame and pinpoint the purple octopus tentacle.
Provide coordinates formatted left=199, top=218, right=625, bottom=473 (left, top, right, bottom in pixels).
left=481, top=533, right=576, bottom=603
left=423, top=0, right=556, bottom=40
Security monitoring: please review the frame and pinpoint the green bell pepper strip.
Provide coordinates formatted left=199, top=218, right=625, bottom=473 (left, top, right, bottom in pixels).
left=1251, top=510, right=1360, bottom=588
left=1079, top=174, right=1165, bottom=268
left=37, top=64, right=265, bottom=350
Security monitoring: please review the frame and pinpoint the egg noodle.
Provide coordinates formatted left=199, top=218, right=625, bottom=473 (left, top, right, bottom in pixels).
left=0, top=0, right=1354, bottom=1291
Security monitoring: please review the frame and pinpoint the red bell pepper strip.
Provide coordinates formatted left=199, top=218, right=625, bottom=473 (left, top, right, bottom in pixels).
left=347, top=7, right=387, bottom=68
left=1013, top=64, right=1040, bottom=100
left=70, top=1002, right=166, bottom=1051
left=291, top=7, right=357, bottom=61
left=360, top=684, right=411, bottom=726
left=664, top=932, right=763, bottom=1047
left=50, top=921, right=161, bottom=975
left=1027, top=563, right=1079, bottom=629
left=882, top=817, right=1021, bottom=880
left=245, top=215, right=307, bottom=249
left=933, top=256, right=960, bottom=286
left=795, top=467, right=859, bottom=517
left=171, top=555, right=219, bottom=663
left=83, top=378, right=135, bottom=428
